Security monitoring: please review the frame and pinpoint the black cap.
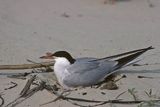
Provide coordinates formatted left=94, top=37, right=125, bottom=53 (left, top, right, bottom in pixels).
left=53, top=51, right=75, bottom=64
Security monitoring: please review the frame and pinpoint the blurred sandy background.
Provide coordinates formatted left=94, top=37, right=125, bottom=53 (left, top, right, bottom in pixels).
left=0, top=0, right=160, bottom=107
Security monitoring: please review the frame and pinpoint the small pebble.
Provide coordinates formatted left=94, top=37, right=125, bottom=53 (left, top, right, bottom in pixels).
left=61, top=13, right=70, bottom=18
left=101, top=92, right=106, bottom=95
left=82, top=92, right=87, bottom=95
left=122, top=75, right=127, bottom=78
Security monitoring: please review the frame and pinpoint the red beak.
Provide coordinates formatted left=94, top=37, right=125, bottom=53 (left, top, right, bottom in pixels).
left=40, top=52, right=54, bottom=59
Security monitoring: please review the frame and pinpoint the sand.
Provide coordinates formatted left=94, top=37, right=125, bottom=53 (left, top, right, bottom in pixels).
left=0, top=0, right=160, bottom=107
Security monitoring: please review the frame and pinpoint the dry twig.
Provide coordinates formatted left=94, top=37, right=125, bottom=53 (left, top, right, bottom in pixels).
left=20, top=75, right=36, bottom=97
left=0, top=61, right=54, bottom=70
left=115, top=91, right=126, bottom=99
left=4, top=82, right=18, bottom=90
left=5, top=80, right=45, bottom=107
left=0, top=93, right=4, bottom=107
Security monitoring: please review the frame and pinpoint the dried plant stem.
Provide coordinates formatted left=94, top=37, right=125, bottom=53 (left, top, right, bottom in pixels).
left=0, top=61, right=55, bottom=70
left=0, top=94, right=4, bottom=107
left=5, top=79, right=45, bottom=107
left=4, top=82, right=18, bottom=90
left=20, top=75, right=36, bottom=97
left=115, top=91, right=126, bottom=99
left=44, top=86, right=160, bottom=107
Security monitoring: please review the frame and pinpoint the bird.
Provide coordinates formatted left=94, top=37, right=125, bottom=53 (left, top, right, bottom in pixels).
left=40, top=46, right=154, bottom=89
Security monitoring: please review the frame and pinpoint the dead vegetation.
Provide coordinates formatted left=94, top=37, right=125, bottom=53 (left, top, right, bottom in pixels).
left=0, top=61, right=160, bottom=107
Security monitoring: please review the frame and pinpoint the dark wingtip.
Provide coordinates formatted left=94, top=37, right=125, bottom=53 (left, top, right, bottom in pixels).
left=115, top=46, right=154, bottom=70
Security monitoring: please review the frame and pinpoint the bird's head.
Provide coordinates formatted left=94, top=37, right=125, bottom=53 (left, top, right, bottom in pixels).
left=40, top=51, right=75, bottom=64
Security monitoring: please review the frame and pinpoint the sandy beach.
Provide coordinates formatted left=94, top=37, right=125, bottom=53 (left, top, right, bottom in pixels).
left=0, top=0, right=160, bottom=107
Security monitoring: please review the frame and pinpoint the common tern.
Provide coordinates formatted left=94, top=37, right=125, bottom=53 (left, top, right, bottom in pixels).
left=40, top=46, right=153, bottom=89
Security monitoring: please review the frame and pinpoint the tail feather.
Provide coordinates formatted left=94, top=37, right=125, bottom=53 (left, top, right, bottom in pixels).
left=90, top=46, right=154, bottom=62
left=114, top=46, right=154, bottom=70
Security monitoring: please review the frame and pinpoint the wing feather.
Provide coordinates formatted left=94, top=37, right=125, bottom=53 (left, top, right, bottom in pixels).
left=67, top=60, right=99, bottom=74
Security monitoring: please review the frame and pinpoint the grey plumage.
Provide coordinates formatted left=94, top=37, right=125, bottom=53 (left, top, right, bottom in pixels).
left=63, top=46, right=154, bottom=87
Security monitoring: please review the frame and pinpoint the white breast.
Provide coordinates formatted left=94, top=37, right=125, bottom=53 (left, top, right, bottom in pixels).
left=53, top=57, right=71, bottom=87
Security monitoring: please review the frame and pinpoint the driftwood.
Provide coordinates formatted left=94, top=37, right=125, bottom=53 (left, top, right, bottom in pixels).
left=0, top=61, right=55, bottom=70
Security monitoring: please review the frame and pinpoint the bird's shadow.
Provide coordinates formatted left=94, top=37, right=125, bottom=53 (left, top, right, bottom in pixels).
left=118, top=69, right=160, bottom=74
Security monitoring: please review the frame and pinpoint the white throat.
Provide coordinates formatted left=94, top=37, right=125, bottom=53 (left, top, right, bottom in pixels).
left=53, top=57, right=71, bottom=86
left=54, top=57, right=70, bottom=67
